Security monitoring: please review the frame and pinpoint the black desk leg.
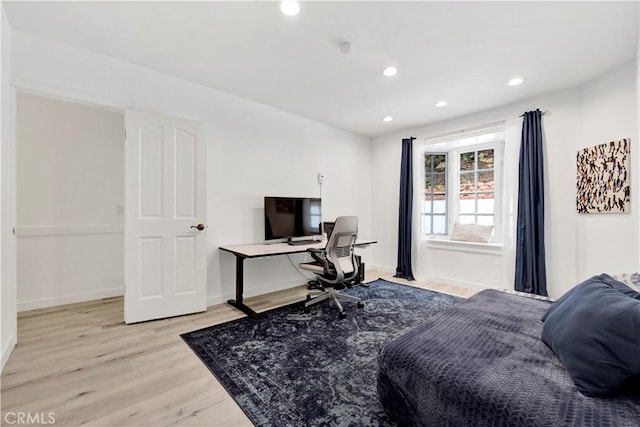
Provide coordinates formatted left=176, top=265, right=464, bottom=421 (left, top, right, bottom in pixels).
left=227, top=256, right=259, bottom=318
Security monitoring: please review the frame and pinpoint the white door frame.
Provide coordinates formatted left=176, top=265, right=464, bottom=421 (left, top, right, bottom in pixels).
left=1, top=85, right=18, bottom=371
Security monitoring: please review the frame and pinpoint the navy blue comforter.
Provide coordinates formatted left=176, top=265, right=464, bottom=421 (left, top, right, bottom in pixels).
left=377, top=290, right=640, bottom=427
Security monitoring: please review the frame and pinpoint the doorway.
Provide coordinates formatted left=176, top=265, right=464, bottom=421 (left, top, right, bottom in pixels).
left=15, top=91, right=125, bottom=311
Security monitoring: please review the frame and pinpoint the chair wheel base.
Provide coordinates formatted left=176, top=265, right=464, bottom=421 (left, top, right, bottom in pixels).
left=338, top=312, right=347, bottom=319
left=357, top=301, right=365, bottom=308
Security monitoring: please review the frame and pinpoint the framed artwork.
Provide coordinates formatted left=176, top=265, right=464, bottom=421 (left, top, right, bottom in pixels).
left=576, top=138, right=630, bottom=213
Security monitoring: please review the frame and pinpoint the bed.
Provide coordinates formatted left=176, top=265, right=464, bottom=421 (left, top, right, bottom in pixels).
left=376, top=289, right=640, bottom=427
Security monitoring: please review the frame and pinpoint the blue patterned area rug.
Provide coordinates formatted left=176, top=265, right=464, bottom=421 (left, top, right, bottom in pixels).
left=181, top=278, right=461, bottom=427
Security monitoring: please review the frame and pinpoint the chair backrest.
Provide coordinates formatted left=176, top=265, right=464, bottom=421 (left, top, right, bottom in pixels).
left=324, top=216, right=358, bottom=282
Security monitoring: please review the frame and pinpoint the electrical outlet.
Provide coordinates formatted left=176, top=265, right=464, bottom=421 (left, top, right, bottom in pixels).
left=317, top=172, right=325, bottom=184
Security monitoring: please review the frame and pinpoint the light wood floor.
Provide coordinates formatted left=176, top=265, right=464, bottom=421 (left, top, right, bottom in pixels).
left=0, top=270, right=478, bottom=426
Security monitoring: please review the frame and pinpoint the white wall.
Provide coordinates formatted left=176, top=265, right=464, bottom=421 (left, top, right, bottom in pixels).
left=210, top=119, right=373, bottom=300
left=372, top=61, right=638, bottom=298
left=574, top=65, right=639, bottom=279
left=424, top=244, right=503, bottom=289
left=10, top=31, right=373, bottom=307
left=15, top=92, right=125, bottom=310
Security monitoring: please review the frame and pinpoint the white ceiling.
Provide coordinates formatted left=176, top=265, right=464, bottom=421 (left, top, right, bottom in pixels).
left=3, top=1, right=639, bottom=138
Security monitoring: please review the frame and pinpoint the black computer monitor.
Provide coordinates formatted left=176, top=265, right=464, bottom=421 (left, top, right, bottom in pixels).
left=323, top=221, right=335, bottom=240
left=264, top=196, right=321, bottom=241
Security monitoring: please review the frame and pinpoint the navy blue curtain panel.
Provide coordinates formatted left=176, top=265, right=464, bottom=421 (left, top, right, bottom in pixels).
left=395, top=137, right=416, bottom=281
left=515, top=109, right=548, bottom=296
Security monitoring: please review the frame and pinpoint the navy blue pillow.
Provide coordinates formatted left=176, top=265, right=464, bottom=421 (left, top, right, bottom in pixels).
left=541, top=274, right=640, bottom=396
left=542, top=273, right=640, bottom=322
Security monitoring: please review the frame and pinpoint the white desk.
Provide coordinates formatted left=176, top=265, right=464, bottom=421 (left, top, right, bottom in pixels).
left=219, top=239, right=377, bottom=318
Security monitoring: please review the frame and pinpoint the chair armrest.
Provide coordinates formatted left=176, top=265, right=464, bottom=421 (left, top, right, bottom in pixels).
left=306, top=248, right=329, bottom=271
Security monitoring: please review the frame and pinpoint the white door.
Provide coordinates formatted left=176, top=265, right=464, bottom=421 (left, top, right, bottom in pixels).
left=124, top=111, right=207, bottom=324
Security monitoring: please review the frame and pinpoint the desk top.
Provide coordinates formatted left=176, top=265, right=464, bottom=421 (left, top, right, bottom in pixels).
left=219, top=238, right=377, bottom=259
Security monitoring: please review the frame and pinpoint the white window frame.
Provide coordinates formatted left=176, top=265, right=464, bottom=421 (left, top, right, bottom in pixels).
left=420, top=131, right=505, bottom=243
left=421, top=152, right=448, bottom=236
left=449, top=141, right=504, bottom=242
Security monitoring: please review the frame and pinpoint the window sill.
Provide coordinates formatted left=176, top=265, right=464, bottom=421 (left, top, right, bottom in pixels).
left=424, top=238, right=503, bottom=255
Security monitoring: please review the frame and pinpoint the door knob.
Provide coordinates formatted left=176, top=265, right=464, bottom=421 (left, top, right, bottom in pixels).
left=190, top=224, right=206, bottom=231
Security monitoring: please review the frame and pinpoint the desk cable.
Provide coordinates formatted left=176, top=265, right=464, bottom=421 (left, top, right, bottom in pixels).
left=286, top=254, right=316, bottom=281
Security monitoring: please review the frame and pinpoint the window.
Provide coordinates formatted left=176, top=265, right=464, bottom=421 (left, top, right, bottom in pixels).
left=421, top=129, right=504, bottom=241
left=458, top=148, right=495, bottom=226
left=421, top=153, right=447, bottom=234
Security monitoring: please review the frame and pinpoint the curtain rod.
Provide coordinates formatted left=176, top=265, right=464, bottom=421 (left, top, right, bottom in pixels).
left=519, top=109, right=551, bottom=117
left=422, top=120, right=506, bottom=141
left=422, top=109, right=551, bottom=141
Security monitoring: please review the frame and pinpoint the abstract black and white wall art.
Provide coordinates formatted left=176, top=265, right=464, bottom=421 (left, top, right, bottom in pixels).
left=576, top=138, right=630, bottom=213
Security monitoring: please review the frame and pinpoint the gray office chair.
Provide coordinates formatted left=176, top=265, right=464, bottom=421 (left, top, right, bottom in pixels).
left=299, top=216, right=364, bottom=319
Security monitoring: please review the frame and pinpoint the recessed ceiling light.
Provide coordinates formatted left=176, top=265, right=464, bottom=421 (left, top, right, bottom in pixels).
left=435, top=100, right=448, bottom=107
left=507, top=77, right=525, bottom=86
left=280, top=0, right=300, bottom=16
left=383, top=116, right=393, bottom=122
left=382, top=66, right=398, bottom=77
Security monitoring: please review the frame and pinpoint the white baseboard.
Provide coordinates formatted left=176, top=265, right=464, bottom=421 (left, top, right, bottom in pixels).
left=427, top=274, right=494, bottom=291
left=1, top=335, right=16, bottom=372
left=367, top=265, right=496, bottom=291
left=368, top=264, right=395, bottom=274
left=207, top=294, right=225, bottom=307
left=207, top=278, right=310, bottom=308
left=240, top=278, right=310, bottom=299
left=18, top=287, right=124, bottom=312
